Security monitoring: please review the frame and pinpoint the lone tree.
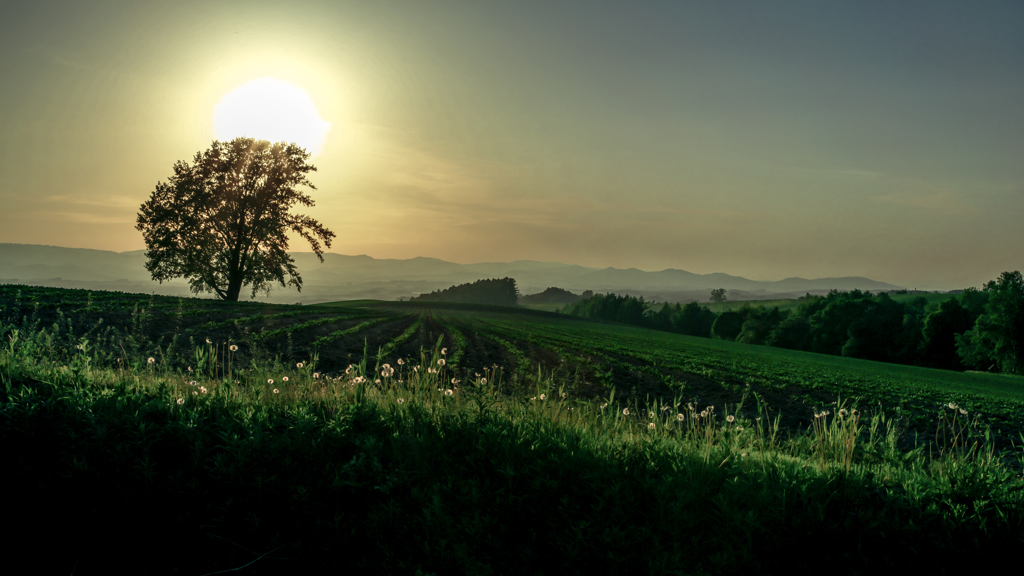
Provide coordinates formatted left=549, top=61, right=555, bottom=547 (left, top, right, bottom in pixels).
left=709, top=288, right=727, bottom=303
left=136, top=137, right=335, bottom=301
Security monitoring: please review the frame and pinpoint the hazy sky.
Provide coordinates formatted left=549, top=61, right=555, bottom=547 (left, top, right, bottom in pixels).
left=1, top=1, right=1021, bottom=290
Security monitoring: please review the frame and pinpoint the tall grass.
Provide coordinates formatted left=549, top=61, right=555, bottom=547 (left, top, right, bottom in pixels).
left=2, top=320, right=1023, bottom=574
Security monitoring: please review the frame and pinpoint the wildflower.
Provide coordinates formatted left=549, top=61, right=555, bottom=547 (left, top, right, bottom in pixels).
left=273, top=389, right=279, bottom=394
left=481, top=378, right=487, bottom=384
left=147, top=357, right=155, bottom=364
left=313, top=372, right=320, bottom=379
left=700, top=410, right=708, bottom=418
left=193, top=391, right=198, bottom=395
left=648, top=423, right=656, bottom=430
left=561, top=392, right=567, bottom=399
left=441, top=348, right=447, bottom=355
left=297, top=362, right=304, bottom=368
left=623, top=408, right=630, bottom=416
left=381, top=365, right=394, bottom=377
left=540, top=394, right=546, bottom=400
left=206, top=339, right=211, bottom=344
left=229, top=345, right=238, bottom=352
left=398, top=358, right=404, bottom=365
left=726, top=415, right=735, bottom=423
left=438, top=359, right=446, bottom=366
left=190, top=381, right=196, bottom=386
left=445, top=389, right=453, bottom=396
left=649, top=412, right=655, bottom=419
left=736, top=427, right=744, bottom=431
left=268, top=379, right=274, bottom=385
left=283, top=376, right=289, bottom=382
left=187, top=366, right=192, bottom=372
left=959, top=408, right=967, bottom=415
left=375, top=379, right=381, bottom=384
left=346, top=365, right=353, bottom=375
left=601, top=403, right=608, bottom=409
left=199, top=386, right=208, bottom=394
left=397, top=398, right=405, bottom=404
left=839, top=409, right=849, bottom=418
left=677, top=413, right=684, bottom=422
left=177, top=398, right=184, bottom=405
left=452, top=378, right=460, bottom=385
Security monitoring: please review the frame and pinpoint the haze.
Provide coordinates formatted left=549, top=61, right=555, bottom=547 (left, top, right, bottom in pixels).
left=1, top=1, right=1021, bottom=291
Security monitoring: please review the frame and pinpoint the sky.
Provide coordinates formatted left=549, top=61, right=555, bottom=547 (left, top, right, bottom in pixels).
left=1, top=0, right=1021, bottom=290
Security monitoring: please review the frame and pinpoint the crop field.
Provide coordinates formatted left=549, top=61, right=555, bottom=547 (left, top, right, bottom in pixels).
left=4, top=283, right=1024, bottom=572
left=3, top=284, right=1023, bottom=457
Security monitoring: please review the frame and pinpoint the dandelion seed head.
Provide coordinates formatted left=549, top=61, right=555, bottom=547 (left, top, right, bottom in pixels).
left=960, top=408, right=967, bottom=415
left=601, top=403, right=608, bottom=409
left=445, top=389, right=453, bottom=396
left=190, top=381, right=196, bottom=386
left=561, top=392, right=567, bottom=399
left=481, top=378, right=487, bottom=384
left=397, top=398, right=404, bottom=404
left=177, top=398, right=184, bottom=405
left=623, top=408, right=630, bottom=416
left=648, top=423, right=655, bottom=430
left=147, top=357, right=155, bottom=364
left=199, top=386, right=208, bottom=394
left=229, top=345, right=238, bottom=352
left=677, top=413, right=684, bottom=421
left=297, top=362, right=304, bottom=368
left=727, top=415, right=735, bottom=423
left=206, top=339, right=211, bottom=344
left=441, top=348, right=447, bottom=355
left=313, top=372, right=320, bottom=379
left=283, top=376, right=289, bottom=382
left=397, top=358, right=404, bottom=365
left=438, top=359, right=446, bottom=366
left=273, top=389, right=279, bottom=394
left=268, top=379, right=274, bottom=384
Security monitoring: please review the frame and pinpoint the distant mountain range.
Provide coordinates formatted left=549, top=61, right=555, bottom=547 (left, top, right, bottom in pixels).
left=0, top=243, right=904, bottom=304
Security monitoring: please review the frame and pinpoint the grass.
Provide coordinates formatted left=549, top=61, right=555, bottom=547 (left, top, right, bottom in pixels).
left=3, top=313, right=1024, bottom=574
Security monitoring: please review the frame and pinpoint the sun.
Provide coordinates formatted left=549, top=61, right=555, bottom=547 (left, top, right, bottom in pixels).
left=213, top=77, right=331, bottom=156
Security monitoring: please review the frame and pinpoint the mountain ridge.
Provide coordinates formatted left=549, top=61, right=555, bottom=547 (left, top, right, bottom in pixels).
left=1, top=243, right=905, bottom=304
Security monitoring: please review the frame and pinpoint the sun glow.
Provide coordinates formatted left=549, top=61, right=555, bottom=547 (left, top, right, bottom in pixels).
left=213, top=77, right=331, bottom=156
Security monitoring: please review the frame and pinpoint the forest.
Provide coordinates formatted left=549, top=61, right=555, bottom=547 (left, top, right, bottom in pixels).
left=562, top=270, right=1024, bottom=374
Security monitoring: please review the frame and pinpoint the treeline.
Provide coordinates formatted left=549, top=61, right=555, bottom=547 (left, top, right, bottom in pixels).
left=411, top=277, right=519, bottom=307
left=562, top=271, right=1024, bottom=374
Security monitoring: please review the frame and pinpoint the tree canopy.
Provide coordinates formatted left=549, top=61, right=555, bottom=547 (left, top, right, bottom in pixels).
left=411, top=278, right=520, bottom=306
left=136, top=138, right=335, bottom=301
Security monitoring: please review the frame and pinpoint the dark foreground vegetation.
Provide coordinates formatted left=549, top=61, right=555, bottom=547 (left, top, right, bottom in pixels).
left=3, top=284, right=1024, bottom=573
left=562, top=270, right=1024, bottom=375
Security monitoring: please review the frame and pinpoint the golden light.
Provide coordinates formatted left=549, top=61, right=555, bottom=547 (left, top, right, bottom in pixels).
left=213, top=77, right=331, bottom=156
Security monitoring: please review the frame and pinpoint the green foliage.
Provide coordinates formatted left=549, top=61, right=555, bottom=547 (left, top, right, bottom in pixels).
left=711, top=310, right=744, bottom=341
left=136, top=137, right=335, bottom=301
left=957, top=271, right=1024, bottom=374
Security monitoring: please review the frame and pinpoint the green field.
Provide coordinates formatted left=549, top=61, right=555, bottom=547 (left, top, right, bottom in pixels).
left=3, top=284, right=1023, bottom=572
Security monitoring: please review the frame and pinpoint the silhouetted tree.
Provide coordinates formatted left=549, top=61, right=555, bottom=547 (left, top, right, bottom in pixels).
left=710, top=288, right=727, bottom=303
left=136, top=138, right=334, bottom=301
left=412, top=278, right=519, bottom=306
